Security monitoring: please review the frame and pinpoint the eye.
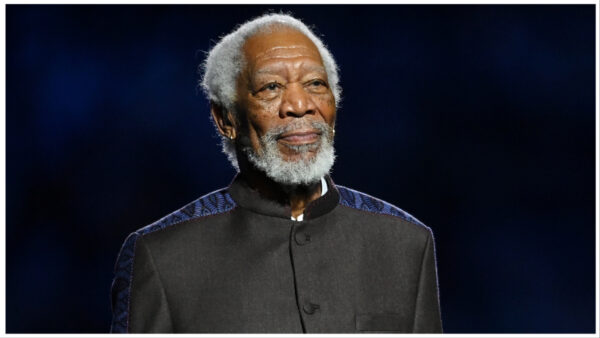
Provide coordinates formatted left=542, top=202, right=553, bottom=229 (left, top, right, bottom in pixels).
left=253, top=82, right=283, bottom=100
left=306, top=79, right=329, bottom=93
left=310, top=80, right=327, bottom=87
left=261, top=82, right=281, bottom=91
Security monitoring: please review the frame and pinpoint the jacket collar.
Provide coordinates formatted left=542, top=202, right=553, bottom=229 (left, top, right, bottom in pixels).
left=227, top=173, right=340, bottom=220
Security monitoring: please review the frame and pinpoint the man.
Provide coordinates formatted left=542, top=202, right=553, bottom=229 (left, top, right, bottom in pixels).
left=110, top=13, right=442, bottom=333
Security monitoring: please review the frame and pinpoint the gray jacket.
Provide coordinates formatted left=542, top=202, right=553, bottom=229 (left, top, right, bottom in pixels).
left=110, top=174, right=443, bottom=333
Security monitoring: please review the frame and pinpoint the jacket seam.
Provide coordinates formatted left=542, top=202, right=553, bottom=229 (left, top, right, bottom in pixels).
left=137, top=206, right=238, bottom=238
left=139, top=235, right=175, bottom=331
left=337, top=204, right=432, bottom=232
left=411, top=231, right=432, bottom=332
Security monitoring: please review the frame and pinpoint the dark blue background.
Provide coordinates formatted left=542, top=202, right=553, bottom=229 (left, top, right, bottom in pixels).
left=6, top=4, right=596, bottom=333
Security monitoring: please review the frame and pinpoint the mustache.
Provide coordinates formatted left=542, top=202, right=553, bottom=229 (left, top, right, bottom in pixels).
left=263, top=120, right=332, bottom=142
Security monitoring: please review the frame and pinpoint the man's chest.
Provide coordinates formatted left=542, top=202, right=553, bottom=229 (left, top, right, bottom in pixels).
left=148, top=213, right=422, bottom=333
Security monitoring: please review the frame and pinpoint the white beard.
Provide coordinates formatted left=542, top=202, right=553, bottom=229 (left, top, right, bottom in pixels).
left=242, top=120, right=336, bottom=186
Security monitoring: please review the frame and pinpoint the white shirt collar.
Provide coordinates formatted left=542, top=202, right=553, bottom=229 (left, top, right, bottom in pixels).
left=320, top=176, right=328, bottom=196
left=291, top=177, right=327, bottom=221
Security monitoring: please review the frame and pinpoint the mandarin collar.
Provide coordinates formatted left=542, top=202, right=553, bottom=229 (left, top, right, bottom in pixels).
left=226, top=173, right=340, bottom=220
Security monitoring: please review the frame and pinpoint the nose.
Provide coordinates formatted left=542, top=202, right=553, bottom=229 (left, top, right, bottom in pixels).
left=279, top=83, right=316, bottom=118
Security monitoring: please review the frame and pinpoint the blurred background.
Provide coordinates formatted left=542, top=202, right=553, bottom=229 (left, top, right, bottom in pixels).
left=5, top=4, right=596, bottom=333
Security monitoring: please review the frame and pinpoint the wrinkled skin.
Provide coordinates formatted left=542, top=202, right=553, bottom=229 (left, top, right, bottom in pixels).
left=211, top=26, right=337, bottom=217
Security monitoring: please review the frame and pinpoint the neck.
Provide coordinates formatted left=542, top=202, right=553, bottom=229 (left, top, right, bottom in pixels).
left=238, top=157, right=322, bottom=218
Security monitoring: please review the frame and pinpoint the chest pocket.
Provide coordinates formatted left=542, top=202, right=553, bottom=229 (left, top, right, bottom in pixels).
left=355, top=313, right=410, bottom=333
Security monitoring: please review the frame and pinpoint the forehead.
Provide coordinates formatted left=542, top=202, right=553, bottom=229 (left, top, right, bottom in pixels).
left=242, top=27, right=324, bottom=73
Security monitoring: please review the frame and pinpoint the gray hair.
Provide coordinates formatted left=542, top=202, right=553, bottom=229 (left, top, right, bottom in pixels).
left=199, top=13, right=341, bottom=170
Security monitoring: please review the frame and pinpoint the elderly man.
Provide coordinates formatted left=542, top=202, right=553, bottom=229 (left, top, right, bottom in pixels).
left=110, top=13, right=442, bottom=333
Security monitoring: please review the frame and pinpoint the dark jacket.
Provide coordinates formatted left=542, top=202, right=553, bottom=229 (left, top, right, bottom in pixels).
left=110, top=174, right=443, bottom=333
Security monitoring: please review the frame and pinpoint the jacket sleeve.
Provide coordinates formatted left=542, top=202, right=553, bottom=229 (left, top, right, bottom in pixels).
left=412, top=230, right=443, bottom=333
left=110, top=233, right=174, bottom=333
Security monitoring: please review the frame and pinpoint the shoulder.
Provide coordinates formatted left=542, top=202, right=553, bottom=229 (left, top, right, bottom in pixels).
left=133, top=187, right=237, bottom=238
left=110, top=187, right=237, bottom=332
left=113, top=186, right=237, bottom=269
left=336, top=184, right=433, bottom=237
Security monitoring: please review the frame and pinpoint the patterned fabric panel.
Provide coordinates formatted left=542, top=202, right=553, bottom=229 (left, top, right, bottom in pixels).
left=336, top=185, right=426, bottom=227
left=110, top=188, right=237, bottom=333
left=110, top=232, right=139, bottom=333
left=137, top=188, right=236, bottom=235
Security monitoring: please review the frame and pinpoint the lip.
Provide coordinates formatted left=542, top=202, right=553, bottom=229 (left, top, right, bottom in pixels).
left=277, top=129, right=321, bottom=145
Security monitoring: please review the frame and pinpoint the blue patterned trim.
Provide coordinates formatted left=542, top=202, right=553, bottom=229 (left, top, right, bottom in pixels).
left=137, top=188, right=236, bottom=236
left=110, top=232, right=139, bottom=333
left=336, top=185, right=426, bottom=227
left=109, top=188, right=236, bottom=333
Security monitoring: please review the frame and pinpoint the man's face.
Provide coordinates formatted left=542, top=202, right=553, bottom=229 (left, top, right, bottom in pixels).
left=235, top=27, right=337, bottom=185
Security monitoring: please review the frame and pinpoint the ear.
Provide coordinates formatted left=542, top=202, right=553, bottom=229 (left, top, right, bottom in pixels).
left=210, top=102, right=238, bottom=140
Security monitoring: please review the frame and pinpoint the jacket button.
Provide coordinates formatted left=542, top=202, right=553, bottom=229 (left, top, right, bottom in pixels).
left=294, top=232, right=311, bottom=245
left=302, top=302, right=320, bottom=315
